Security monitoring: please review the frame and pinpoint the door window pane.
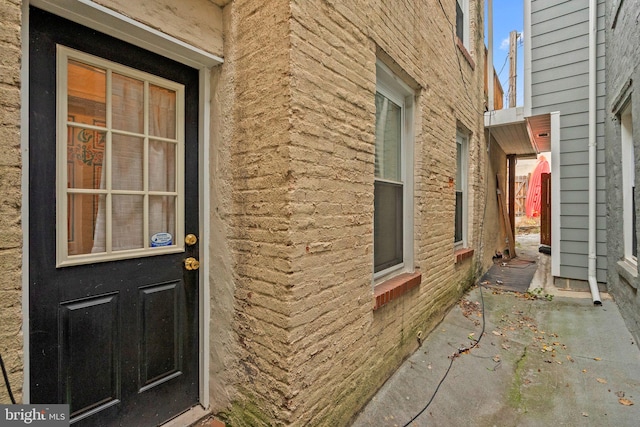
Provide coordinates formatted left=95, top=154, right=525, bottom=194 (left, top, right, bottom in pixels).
left=68, top=194, right=105, bottom=256
left=150, top=84, right=177, bottom=139
left=149, top=196, right=176, bottom=247
left=112, top=195, right=144, bottom=251
left=67, top=60, right=106, bottom=126
left=112, top=135, right=144, bottom=191
left=67, top=127, right=105, bottom=190
left=112, top=73, right=144, bottom=134
left=149, top=140, right=176, bottom=192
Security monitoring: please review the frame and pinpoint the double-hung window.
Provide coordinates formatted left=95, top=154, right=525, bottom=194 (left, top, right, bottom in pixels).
left=374, top=61, right=414, bottom=277
left=455, top=129, right=469, bottom=249
left=621, top=103, right=637, bottom=263
left=456, top=0, right=470, bottom=50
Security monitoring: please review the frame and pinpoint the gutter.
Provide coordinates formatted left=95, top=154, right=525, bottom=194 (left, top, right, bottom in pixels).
left=587, top=0, right=602, bottom=305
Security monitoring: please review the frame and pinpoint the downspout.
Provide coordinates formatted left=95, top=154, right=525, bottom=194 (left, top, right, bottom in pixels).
left=588, top=0, right=602, bottom=305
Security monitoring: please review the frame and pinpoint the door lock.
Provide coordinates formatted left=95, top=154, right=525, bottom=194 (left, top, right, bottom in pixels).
left=184, top=257, right=200, bottom=271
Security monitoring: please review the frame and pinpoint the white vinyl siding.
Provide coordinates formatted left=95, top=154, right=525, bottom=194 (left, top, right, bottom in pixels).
left=530, top=0, right=607, bottom=282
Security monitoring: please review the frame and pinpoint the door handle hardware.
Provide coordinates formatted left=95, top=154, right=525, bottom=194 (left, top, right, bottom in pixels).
left=185, top=234, right=198, bottom=246
left=184, top=257, right=200, bottom=271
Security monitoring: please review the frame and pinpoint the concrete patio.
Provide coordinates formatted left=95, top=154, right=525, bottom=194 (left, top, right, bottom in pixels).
left=351, top=234, right=640, bottom=426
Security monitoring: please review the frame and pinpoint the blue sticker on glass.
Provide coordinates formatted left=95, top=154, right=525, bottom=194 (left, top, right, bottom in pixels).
left=151, top=232, right=173, bottom=247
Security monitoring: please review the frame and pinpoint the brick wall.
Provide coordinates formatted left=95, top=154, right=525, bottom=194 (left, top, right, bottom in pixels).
left=214, top=1, right=297, bottom=424
left=216, top=0, right=501, bottom=425
left=0, top=0, right=500, bottom=422
left=0, top=0, right=22, bottom=404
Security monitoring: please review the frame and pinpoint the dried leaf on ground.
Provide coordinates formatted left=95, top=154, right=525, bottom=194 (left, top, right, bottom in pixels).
left=619, top=398, right=634, bottom=406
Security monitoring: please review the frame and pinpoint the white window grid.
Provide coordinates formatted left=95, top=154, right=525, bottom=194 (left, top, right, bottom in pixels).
left=56, top=46, right=186, bottom=267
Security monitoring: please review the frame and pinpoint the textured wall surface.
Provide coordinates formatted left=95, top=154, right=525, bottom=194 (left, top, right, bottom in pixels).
left=212, top=0, right=502, bottom=425
left=605, top=0, right=640, bottom=348
left=4, top=0, right=504, bottom=423
left=0, top=0, right=22, bottom=405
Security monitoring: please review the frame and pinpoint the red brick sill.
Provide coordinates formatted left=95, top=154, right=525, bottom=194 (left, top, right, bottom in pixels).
left=455, top=248, right=474, bottom=264
left=456, top=37, right=475, bottom=70
left=373, top=272, right=422, bottom=310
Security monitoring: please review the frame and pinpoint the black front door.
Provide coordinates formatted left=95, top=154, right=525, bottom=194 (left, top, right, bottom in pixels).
left=29, top=8, right=200, bottom=426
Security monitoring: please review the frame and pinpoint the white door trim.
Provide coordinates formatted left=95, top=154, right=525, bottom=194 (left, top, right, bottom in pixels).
left=21, top=1, right=218, bottom=410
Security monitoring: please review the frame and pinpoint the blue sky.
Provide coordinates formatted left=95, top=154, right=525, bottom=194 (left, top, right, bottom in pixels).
left=485, top=0, right=525, bottom=106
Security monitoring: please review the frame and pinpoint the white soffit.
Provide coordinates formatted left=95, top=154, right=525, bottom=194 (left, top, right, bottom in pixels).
left=484, top=108, right=551, bottom=156
left=30, top=0, right=223, bottom=68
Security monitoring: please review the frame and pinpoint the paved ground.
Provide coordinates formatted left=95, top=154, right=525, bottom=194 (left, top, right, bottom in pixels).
left=352, top=234, right=640, bottom=427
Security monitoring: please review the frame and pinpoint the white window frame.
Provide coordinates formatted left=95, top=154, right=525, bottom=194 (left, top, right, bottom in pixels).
left=621, top=103, right=637, bottom=265
left=456, top=0, right=470, bottom=50
left=374, top=61, right=415, bottom=282
left=455, top=129, right=469, bottom=250
left=56, top=46, right=186, bottom=267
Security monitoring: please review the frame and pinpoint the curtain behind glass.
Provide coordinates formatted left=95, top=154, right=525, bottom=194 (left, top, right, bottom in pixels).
left=91, top=73, right=176, bottom=253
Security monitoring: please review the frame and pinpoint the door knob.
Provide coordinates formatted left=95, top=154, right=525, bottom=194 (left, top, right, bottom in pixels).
left=185, top=234, right=198, bottom=246
left=184, top=257, right=200, bottom=271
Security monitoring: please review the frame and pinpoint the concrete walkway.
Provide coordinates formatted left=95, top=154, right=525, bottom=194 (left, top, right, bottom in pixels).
left=352, top=235, right=640, bottom=426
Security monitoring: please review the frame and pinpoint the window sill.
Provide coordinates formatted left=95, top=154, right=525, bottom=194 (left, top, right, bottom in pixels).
left=454, top=248, right=474, bottom=264
left=373, top=271, right=422, bottom=310
left=456, top=37, right=475, bottom=70
left=617, top=259, right=638, bottom=289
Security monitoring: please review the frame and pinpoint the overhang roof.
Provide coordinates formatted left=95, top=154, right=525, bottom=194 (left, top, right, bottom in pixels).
left=484, top=107, right=551, bottom=156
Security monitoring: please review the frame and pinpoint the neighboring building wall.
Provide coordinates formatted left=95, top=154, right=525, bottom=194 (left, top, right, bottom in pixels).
left=605, top=0, right=640, bottom=346
left=530, top=0, right=607, bottom=283
left=214, top=0, right=502, bottom=425
left=0, top=1, right=23, bottom=404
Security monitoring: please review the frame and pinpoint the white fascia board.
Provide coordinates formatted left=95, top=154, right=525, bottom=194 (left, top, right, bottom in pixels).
left=30, top=0, right=223, bottom=68
left=484, top=107, right=525, bottom=127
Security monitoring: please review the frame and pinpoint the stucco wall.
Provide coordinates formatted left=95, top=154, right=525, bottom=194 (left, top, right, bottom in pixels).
left=605, top=0, right=640, bottom=347
left=0, top=0, right=23, bottom=405
left=213, top=0, right=501, bottom=425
